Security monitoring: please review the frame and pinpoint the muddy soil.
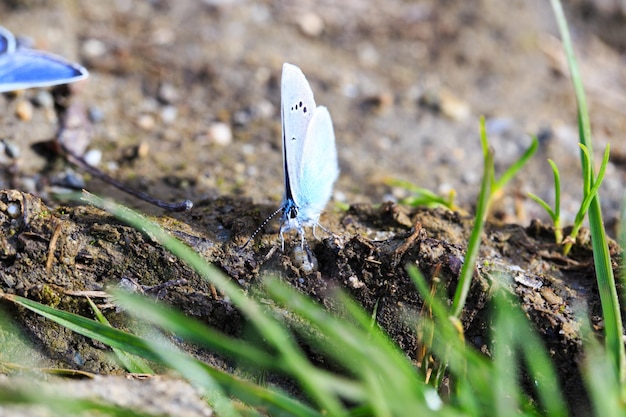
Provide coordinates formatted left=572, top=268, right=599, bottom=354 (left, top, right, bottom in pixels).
left=0, top=1, right=625, bottom=416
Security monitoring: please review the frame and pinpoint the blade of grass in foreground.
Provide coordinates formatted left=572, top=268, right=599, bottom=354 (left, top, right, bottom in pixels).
left=263, top=277, right=442, bottom=416
left=86, top=297, right=155, bottom=374
left=550, top=0, right=625, bottom=384
left=81, top=191, right=349, bottom=416
left=3, top=294, right=323, bottom=417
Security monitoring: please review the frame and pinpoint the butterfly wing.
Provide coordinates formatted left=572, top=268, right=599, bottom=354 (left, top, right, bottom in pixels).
left=281, top=63, right=316, bottom=206
left=296, top=106, right=339, bottom=224
left=0, top=26, right=88, bottom=93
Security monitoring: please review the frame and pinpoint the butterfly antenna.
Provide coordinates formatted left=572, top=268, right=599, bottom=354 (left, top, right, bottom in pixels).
left=242, top=207, right=283, bottom=249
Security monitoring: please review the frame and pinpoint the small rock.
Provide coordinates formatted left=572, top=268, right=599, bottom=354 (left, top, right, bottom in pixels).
left=15, top=99, right=33, bottom=121
left=2, top=139, right=20, bottom=159
left=82, top=38, right=107, bottom=58
left=6, top=202, right=21, bottom=219
left=88, top=106, right=105, bottom=123
left=152, top=27, right=175, bottom=46
left=160, top=105, right=178, bottom=124
left=158, top=82, right=179, bottom=104
left=419, top=89, right=470, bottom=121
left=361, top=92, right=393, bottom=113
left=438, top=89, right=470, bottom=121
left=255, top=99, right=274, bottom=119
left=208, top=122, right=233, bottom=146
left=292, top=245, right=318, bottom=273
left=33, top=90, right=54, bottom=109
left=358, top=43, right=380, bottom=67
left=59, top=169, right=86, bottom=189
left=137, top=114, right=156, bottom=130
left=297, top=12, right=324, bottom=37
left=18, top=177, right=37, bottom=194
left=136, top=141, right=150, bottom=159
left=83, top=149, right=102, bottom=167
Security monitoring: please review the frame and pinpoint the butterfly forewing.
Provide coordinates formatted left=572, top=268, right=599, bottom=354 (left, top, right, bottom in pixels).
left=281, top=63, right=316, bottom=206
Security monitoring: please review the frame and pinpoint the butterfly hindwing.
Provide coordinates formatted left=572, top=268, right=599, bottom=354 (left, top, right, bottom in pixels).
left=296, top=106, right=339, bottom=224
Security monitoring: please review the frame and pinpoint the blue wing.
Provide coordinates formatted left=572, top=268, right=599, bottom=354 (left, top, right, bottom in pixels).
left=0, top=26, right=88, bottom=93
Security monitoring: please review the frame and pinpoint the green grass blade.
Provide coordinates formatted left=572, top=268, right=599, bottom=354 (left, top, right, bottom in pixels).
left=4, top=293, right=323, bottom=417
left=110, top=291, right=278, bottom=369
left=86, top=297, right=155, bottom=374
left=263, top=278, right=432, bottom=414
left=80, top=192, right=349, bottom=416
left=494, top=136, right=539, bottom=192
left=550, top=0, right=625, bottom=383
left=450, top=147, right=493, bottom=318
left=527, top=192, right=556, bottom=220
left=493, top=292, right=568, bottom=417
left=547, top=159, right=561, bottom=221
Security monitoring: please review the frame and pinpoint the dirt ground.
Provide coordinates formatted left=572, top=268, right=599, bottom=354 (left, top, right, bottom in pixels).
left=0, top=1, right=625, bottom=416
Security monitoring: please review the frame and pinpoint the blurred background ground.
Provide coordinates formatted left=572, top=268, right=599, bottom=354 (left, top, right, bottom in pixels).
left=0, top=0, right=624, bottom=233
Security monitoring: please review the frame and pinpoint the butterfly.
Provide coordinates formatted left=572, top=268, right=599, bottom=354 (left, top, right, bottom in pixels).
left=246, top=63, right=339, bottom=250
left=0, top=25, right=88, bottom=93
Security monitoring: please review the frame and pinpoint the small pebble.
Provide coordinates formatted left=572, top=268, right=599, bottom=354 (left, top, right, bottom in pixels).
left=208, top=122, right=233, bottom=146
left=158, top=82, right=179, bottom=104
left=83, top=149, right=102, bottom=167
left=152, top=27, right=175, bottom=46
left=361, top=92, right=393, bottom=113
left=19, top=177, right=37, bottom=194
left=88, top=106, right=105, bottom=123
left=82, top=38, right=107, bottom=58
left=2, top=139, right=20, bottom=159
left=60, top=169, right=86, bottom=189
left=292, top=245, right=318, bottom=273
left=358, top=43, right=380, bottom=67
left=15, top=99, right=33, bottom=121
left=232, top=109, right=252, bottom=126
left=438, top=89, right=470, bottom=121
left=297, top=12, right=324, bottom=37
left=137, top=114, right=156, bottom=130
left=33, top=90, right=54, bottom=109
left=136, top=141, right=150, bottom=159
left=6, top=203, right=21, bottom=219
left=255, top=99, right=274, bottom=119
left=160, top=105, right=178, bottom=124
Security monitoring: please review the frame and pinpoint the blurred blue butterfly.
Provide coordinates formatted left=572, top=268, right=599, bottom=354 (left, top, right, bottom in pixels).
left=0, top=25, right=88, bottom=93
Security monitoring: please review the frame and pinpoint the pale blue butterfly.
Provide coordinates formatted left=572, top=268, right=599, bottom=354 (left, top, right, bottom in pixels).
left=246, top=63, right=339, bottom=249
left=0, top=25, right=88, bottom=93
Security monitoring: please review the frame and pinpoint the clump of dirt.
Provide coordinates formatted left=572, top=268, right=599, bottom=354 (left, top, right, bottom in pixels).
left=0, top=188, right=618, bottom=415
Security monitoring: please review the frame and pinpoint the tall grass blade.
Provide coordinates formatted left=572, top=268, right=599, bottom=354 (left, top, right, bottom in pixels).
left=550, top=0, right=625, bottom=383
